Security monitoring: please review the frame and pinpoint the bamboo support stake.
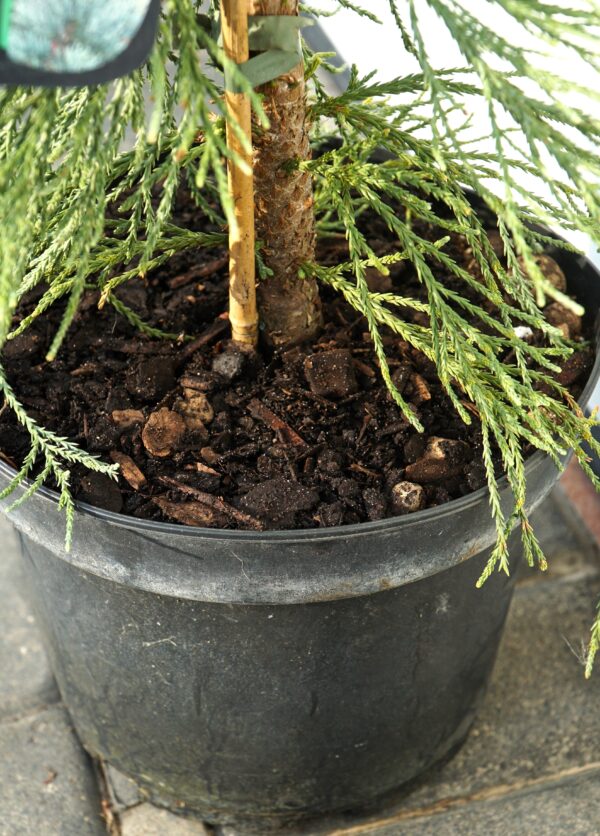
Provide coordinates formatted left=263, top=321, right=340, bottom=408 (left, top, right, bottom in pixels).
left=221, top=0, right=258, bottom=347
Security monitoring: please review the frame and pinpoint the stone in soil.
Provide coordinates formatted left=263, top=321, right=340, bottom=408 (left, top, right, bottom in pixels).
left=212, top=347, right=246, bottom=382
left=304, top=348, right=359, bottom=398
left=391, top=480, right=426, bottom=514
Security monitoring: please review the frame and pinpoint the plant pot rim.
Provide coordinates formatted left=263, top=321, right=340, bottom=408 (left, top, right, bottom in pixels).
left=0, top=445, right=560, bottom=543
left=2, top=247, right=600, bottom=547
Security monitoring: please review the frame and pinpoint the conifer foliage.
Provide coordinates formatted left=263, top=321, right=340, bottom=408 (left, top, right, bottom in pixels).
left=1, top=1, right=600, bottom=667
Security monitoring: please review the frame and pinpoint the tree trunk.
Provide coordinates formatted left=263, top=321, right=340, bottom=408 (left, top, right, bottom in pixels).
left=251, top=0, right=323, bottom=347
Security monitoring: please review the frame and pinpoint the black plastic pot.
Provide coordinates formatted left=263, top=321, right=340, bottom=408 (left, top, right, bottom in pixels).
left=2, top=245, right=600, bottom=829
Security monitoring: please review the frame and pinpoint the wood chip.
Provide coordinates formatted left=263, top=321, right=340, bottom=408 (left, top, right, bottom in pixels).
left=70, top=362, right=99, bottom=378
left=411, top=372, right=431, bottom=404
left=109, top=451, right=147, bottom=490
left=200, top=446, right=221, bottom=465
left=111, top=409, right=145, bottom=430
left=195, top=461, right=220, bottom=477
left=247, top=398, right=306, bottom=447
left=158, top=476, right=263, bottom=530
left=142, top=408, right=186, bottom=458
left=180, top=373, right=215, bottom=393
left=349, top=462, right=380, bottom=479
left=153, top=497, right=229, bottom=528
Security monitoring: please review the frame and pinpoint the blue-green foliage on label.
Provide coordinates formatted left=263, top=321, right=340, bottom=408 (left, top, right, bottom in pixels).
left=7, top=0, right=152, bottom=72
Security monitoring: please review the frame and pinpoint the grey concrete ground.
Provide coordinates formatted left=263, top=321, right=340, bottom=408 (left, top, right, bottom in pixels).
left=2, top=480, right=600, bottom=835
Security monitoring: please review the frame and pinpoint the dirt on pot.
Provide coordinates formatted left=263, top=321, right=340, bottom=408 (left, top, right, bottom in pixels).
left=0, top=195, right=594, bottom=530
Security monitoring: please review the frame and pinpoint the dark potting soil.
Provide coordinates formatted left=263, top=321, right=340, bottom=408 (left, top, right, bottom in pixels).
left=0, top=194, right=594, bottom=530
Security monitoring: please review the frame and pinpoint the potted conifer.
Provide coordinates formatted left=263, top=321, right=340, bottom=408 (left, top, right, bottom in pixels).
left=1, top=0, right=600, bottom=828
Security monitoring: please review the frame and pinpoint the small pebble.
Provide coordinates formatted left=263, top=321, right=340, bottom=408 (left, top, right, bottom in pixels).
left=513, top=326, right=534, bottom=342
left=390, top=481, right=426, bottom=515
left=212, top=349, right=245, bottom=382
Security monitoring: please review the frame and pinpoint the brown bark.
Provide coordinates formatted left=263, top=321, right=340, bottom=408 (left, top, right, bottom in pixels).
left=251, top=0, right=323, bottom=347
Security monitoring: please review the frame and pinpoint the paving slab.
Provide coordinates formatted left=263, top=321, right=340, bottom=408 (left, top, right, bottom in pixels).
left=516, top=485, right=600, bottom=583
left=0, top=705, right=105, bottom=835
left=0, top=517, right=59, bottom=720
left=120, top=804, right=211, bottom=835
left=329, top=768, right=600, bottom=835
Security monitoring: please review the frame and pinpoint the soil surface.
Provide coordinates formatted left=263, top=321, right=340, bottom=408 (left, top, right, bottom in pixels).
left=0, top=194, right=594, bottom=530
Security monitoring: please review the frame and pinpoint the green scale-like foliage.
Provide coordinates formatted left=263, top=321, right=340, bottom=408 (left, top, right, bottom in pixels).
left=1, top=0, right=600, bottom=669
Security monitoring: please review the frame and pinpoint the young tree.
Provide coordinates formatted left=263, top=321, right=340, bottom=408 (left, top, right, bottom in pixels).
left=1, top=1, right=600, bottom=662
